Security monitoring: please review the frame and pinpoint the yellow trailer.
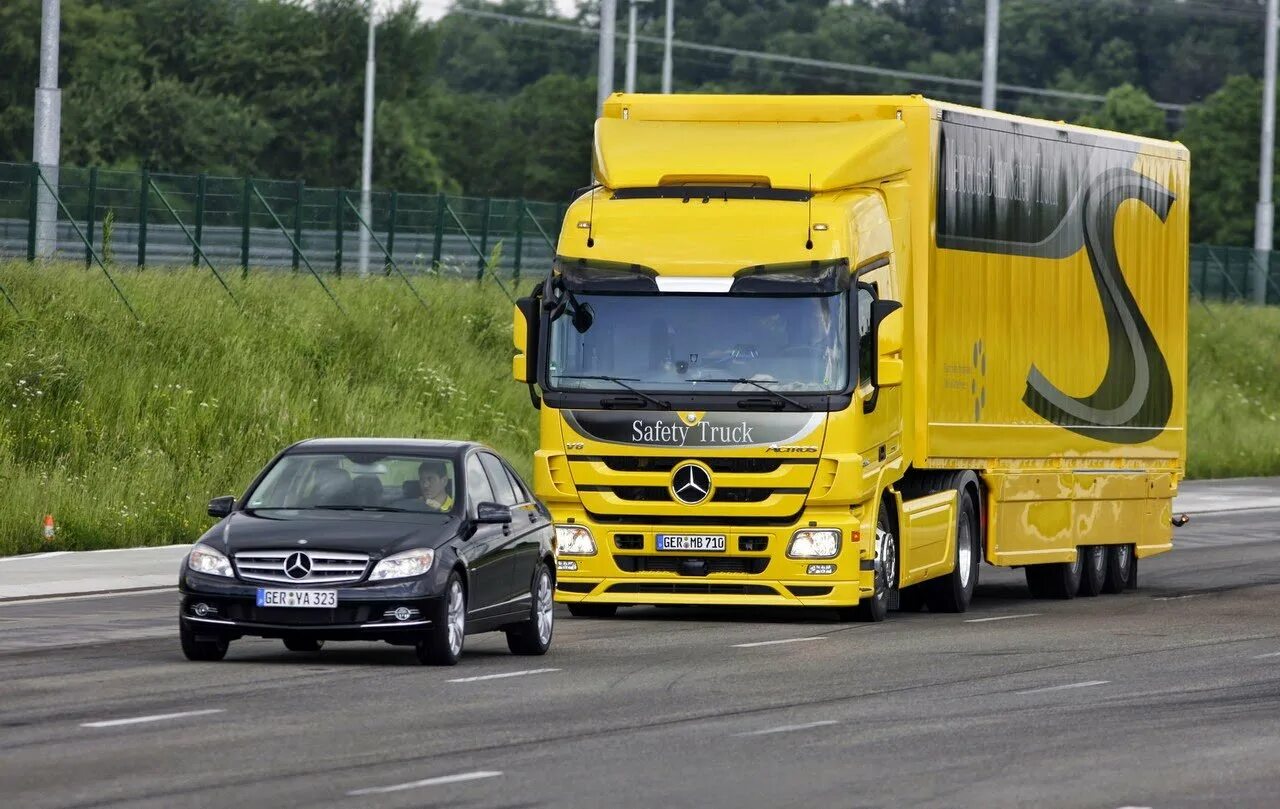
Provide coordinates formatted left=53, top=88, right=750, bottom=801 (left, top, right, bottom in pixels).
left=513, top=94, right=1188, bottom=620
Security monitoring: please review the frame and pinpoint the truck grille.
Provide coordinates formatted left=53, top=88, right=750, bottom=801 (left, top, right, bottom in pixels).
left=608, top=486, right=778, bottom=504
left=614, top=556, right=769, bottom=575
left=234, top=550, right=369, bottom=585
left=598, top=456, right=793, bottom=474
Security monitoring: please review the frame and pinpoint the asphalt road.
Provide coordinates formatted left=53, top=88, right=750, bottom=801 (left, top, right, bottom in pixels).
left=2, top=508, right=1279, bottom=809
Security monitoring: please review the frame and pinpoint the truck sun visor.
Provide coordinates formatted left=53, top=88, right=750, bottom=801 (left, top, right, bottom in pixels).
left=555, top=257, right=660, bottom=293
left=729, top=259, right=851, bottom=295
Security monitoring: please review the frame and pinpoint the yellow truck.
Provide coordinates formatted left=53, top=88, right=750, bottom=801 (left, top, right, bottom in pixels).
left=512, top=94, right=1188, bottom=621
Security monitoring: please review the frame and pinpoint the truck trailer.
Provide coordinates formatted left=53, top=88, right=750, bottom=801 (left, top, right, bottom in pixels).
left=513, top=94, right=1188, bottom=620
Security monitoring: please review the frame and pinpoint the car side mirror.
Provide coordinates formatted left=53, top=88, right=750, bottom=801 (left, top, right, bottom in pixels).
left=207, top=495, right=235, bottom=519
left=475, top=502, right=513, bottom=524
left=872, top=301, right=905, bottom=388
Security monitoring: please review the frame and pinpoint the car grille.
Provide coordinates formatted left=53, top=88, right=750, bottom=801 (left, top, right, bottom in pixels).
left=233, top=550, right=369, bottom=585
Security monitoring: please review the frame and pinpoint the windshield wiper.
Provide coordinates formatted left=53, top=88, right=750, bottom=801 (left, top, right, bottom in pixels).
left=696, top=377, right=809, bottom=410
left=556, top=374, right=671, bottom=409
left=312, top=505, right=415, bottom=513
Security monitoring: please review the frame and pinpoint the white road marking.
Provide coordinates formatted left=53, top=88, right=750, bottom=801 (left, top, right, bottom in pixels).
left=1114, top=805, right=1153, bottom=809
left=1253, top=652, right=1280, bottom=659
left=732, top=636, right=827, bottom=648
left=964, top=613, right=1041, bottom=623
left=0, top=551, right=71, bottom=562
left=1016, top=680, right=1109, bottom=696
left=1153, top=593, right=1207, bottom=601
left=347, top=770, right=503, bottom=796
left=81, top=708, right=224, bottom=728
left=447, top=668, right=560, bottom=683
left=734, top=720, right=838, bottom=737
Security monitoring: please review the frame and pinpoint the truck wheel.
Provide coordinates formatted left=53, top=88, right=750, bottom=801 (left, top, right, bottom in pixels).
left=567, top=603, right=617, bottom=618
left=1077, top=546, right=1106, bottom=597
left=896, top=584, right=926, bottom=612
left=1025, top=553, right=1083, bottom=599
left=1102, top=544, right=1136, bottom=593
left=923, top=487, right=979, bottom=613
left=839, top=506, right=897, bottom=622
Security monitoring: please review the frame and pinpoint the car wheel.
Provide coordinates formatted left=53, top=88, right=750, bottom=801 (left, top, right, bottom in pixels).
left=924, top=487, right=979, bottom=613
left=1025, top=553, right=1084, bottom=599
left=1102, top=544, right=1136, bottom=594
left=1078, top=546, right=1106, bottom=597
left=416, top=572, right=466, bottom=666
left=507, top=561, right=555, bottom=656
left=567, top=603, right=617, bottom=618
left=837, top=504, right=897, bottom=623
left=283, top=637, right=324, bottom=653
left=180, top=620, right=229, bottom=662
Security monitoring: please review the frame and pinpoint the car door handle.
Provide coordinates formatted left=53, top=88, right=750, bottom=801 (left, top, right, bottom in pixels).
left=527, top=512, right=537, bottom=523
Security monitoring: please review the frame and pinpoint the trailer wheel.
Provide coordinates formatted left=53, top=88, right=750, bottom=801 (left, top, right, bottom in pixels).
left=923, top=486, right=979, bottom=613
left=1102, top=544, right=1136, bottom=594
left=1077, top=546, right=1106, bottom=597
left=1025, top=553, right=1083, bottom=599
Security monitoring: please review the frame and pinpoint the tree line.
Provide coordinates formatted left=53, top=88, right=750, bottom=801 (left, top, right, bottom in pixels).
left=0, top=0, right=1274, bottom=245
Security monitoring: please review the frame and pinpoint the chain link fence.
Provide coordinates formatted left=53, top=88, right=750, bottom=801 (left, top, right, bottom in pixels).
left=2, top=160, right=1279, bottom=305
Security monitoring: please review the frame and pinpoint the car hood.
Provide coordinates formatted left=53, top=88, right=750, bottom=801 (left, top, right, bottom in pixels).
left=198, top=510, right=461, bottom=558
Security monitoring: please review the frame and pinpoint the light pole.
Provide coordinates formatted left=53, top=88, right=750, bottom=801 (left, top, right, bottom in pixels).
left=625, top=0, right=640, bottom=93
left=358, top=9, right=376, bottom=277
left=662, top=0, right=674, bottom=93
left=981, top=0, right=1000, bottom=110
left=33, top=0, right=62, bottom=258
left=596, top=0, right=617, bottom=115
left=1255, top=0, right=1279, bottom=304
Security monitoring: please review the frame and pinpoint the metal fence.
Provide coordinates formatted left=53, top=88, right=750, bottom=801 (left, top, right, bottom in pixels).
left=0, top=161, right=564, bottom=281
left=2, top=160, right=1279, bottom=305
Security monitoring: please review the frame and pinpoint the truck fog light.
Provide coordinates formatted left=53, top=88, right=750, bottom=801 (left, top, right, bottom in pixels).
left=787, top=529, right=841, bottom=559
left=807, top=564, right=836, bottom=575
left=557, top=559, right=579, bottom=572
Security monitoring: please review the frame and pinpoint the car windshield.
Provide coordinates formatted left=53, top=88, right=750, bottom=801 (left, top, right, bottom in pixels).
left=245, top=453, right=458, bottom=514
left=547, top=292, right=849, bottom=394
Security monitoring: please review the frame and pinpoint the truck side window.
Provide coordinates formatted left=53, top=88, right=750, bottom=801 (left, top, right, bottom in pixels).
left=857, top=285, right=876, bottom=386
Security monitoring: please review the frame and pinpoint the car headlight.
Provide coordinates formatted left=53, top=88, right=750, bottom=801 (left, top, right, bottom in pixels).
left=555, top=524, right=596, bottom=556
left=188, top=545, right=233, bottom=577
left=788, top=529, right=841, bottom=559
left=370, top=548, right=436, bottom=581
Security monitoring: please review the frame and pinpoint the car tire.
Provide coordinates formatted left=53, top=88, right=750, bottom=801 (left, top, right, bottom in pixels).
left=1025, top=553, right=1084, bottom=599
left=507, top=561, right=555, bottom=656
left=1078, top=546, right=1106, bottom=597
left=180, top=620, right=229, bottom=662
left=283, top=637, right=324, bottom=653
left=416, top=572, right=466, bottom=666
left=1102, top=544, right=1136, bottom=594
left=924, top=487, right=980, bottom=613
left=838, top=504, right=897, bottom=623
left=567, top=603, right=617, bottom=618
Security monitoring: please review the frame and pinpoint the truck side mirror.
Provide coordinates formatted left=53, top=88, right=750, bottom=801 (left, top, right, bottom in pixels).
left=513, top=296, right=540, bottom=384
left=872, top=301, right=904, bottom=388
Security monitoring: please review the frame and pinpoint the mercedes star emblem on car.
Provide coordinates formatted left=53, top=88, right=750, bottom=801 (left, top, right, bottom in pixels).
left=670, top=463, right=712, bottom=505
left=284, top=552, right=312, bottom=579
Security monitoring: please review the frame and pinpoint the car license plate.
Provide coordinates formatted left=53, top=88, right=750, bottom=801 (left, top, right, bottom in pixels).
left=655, top=534, right=726, bottom=552
left=256, top=589, right=337, bottom=608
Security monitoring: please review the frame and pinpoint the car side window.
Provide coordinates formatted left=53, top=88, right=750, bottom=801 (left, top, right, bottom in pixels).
left=479, top=453, right=519, bottom=507
left=466, top=455, right=496, bottom=507
left=857, top=285, right=876, bottom=387
left=503, top=464, right=530, bottom=504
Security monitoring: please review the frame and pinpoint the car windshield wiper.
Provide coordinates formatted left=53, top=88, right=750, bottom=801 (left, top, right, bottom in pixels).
left=556, top=374, right=671, bottom=409
left=696, top=377, right=808, bottom=410
left=311, top=505, right=415, bottom=513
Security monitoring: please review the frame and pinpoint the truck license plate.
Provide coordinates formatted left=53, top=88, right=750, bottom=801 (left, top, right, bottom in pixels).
left=256, top=589, right=337, bottom=608
left=655, top=534, right=726, bottom=552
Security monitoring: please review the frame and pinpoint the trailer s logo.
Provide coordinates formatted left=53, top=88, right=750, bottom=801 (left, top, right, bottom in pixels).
left=937, top=113, right=1175, bottom=444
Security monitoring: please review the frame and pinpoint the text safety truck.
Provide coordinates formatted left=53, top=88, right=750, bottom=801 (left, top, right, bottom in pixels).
left=512, top=94, right=1188, bottom=621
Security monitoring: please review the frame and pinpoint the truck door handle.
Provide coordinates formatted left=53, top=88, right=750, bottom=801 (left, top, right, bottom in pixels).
left=878, top=445, right=886, bottom=461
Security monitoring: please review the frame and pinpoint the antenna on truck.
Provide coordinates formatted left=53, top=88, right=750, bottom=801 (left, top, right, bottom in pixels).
left=805, top=173, right=814, bottom=250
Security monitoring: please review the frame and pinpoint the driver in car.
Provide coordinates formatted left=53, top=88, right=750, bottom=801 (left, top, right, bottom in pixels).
left=415, top=460, right=454, bottom=512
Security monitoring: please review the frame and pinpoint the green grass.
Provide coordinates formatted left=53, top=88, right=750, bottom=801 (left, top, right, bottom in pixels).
left=0, top=261, right=1275, bottom=556
left=0, top=260, right=536, bottom=556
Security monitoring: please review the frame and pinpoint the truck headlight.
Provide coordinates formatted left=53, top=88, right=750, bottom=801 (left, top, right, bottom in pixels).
left=370, top=548, right=435, bottom=581
left=787, top=529, right=841, bottom=559
left=555, top=524, right=596, bottom=556
left=188, top=545, right=233, bottom=577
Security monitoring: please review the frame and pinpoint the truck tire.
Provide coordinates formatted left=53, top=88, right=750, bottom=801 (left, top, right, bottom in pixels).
left=1077, top=546, right=1106, bottom=597
left=896, top=584, right=927, bottom=612
left=923, top=486, right=979, bottom=613
left=1102, top=544, right=1136, bottom=593
left=838, top=505, right=898, bottom=622
left=1025, top=553, right=1083, bottom=599
left=567, top=603, right=617, bottom=618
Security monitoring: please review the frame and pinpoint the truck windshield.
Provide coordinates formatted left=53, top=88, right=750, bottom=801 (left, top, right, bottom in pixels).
left=547, top=293, right=848, bottom=394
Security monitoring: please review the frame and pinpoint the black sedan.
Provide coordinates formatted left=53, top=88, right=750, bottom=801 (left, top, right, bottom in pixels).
left=179, top=438, right=555, bottom=666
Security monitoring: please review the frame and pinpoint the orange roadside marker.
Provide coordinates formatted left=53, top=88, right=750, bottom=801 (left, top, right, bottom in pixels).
left=42, top=514, right=55, bottom=541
